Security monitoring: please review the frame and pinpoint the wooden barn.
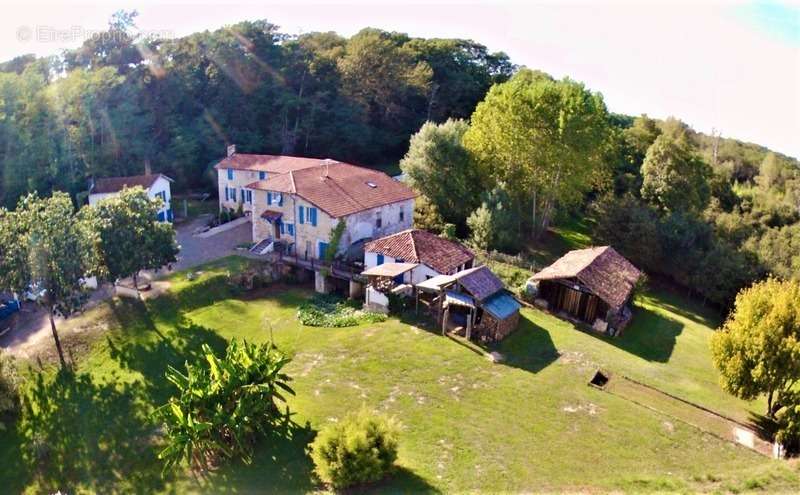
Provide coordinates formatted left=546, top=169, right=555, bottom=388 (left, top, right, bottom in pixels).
left=528, top=246, right=642, bottom=335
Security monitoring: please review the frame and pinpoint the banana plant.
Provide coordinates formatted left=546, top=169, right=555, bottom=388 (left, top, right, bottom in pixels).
left=156, top=339, right=294, bottom=471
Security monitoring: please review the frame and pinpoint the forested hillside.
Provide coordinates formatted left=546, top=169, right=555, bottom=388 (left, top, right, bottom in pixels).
left=0, top=12, right=513, bottom=206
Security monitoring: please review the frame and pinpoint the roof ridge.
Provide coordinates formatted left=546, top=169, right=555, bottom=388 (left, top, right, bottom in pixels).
left=409, top=230, right=419, bottom=260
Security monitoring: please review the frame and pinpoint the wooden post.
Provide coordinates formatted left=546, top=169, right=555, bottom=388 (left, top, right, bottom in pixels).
left=441, top=306, right=448, bottom=335
left=466, top=308, right=473, bottom=340
left=415, top=289, right=419, bottom=315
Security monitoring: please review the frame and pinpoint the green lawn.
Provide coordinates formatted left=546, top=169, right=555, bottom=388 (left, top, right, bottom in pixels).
left=1, top=256, right=798, bottom=494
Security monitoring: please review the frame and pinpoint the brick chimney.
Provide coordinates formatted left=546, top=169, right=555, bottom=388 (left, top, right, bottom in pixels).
left=227, top=144, right=236, bottom=157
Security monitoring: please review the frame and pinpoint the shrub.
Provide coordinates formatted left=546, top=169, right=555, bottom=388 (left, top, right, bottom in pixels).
left=298, top=295, right=387, bottom=327
left=0, top=353, right=20, bottom=428
left=310, top=408, right=400, bottom=489
left=157, top=339, right=294, bottom=471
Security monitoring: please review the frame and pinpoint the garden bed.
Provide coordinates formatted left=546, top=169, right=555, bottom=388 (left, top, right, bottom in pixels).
left=297, top=294, right=387, bottom=327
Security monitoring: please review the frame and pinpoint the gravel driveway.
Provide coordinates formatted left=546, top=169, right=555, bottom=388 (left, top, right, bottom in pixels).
left=171, top=215, right=253, bottom=271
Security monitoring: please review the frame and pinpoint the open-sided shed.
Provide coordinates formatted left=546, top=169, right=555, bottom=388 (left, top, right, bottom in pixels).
left=417, top=265, right=521, bottom=342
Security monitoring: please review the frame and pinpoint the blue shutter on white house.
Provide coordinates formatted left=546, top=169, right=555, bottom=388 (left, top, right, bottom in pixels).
left=280, top=222, right=285, bottom=235
left=267, top=192, right=272, bottom=204
left=288, top=223, right=294, bottom=235
left=310, top=208, right=317, bottom=226
left=377, top=254, right=384, bottom=265
left=227, top=169, right=233, bottom=180
left=299, top=206, right=305, bottom=224
left=224, top=186, right=229, bottom=201
left=278, top=194, right=283, bottom=206
left=259, top=171, right=266, bottom=180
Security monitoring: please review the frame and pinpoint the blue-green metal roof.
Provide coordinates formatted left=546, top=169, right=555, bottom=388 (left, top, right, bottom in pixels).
left=483, top=291, right=521, bottom=320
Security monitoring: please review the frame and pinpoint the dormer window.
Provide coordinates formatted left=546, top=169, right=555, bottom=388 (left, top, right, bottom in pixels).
left=366, top=181, right=377, bottom=188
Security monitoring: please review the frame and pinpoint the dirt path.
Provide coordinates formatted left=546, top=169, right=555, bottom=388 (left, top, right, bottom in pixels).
left=603, top=374, right=775, bottom=457
left=0, top=214, right=251, bottom=359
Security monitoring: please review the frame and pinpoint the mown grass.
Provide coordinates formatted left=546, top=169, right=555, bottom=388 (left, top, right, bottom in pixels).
left=1, top=255, right=797, bottom=493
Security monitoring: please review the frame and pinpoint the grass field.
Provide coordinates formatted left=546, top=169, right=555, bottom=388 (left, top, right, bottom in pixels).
left=1, top=255, right=798, bottom=494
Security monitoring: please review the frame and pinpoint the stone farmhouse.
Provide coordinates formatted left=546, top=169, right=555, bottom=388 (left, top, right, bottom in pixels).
left=213, top=148, right=416, bottom=260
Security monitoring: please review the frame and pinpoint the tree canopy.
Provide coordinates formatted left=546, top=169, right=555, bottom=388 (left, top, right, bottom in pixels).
left=464, top=69, right=612, bottom=237
left=711, top=278, right=800, bottom=417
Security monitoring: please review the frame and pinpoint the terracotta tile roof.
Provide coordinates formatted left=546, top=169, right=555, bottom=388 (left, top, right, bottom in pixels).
left=365, top=229, right=474, bottom=275
left=92, top=174, right=170, bottom=194
left=213, top=153, right=330, bottom=173
left=247, top=162, right=416, bottom=217
left=530, top=246, right=642, bottom=310
left=455, top=265, right=505, bottom=301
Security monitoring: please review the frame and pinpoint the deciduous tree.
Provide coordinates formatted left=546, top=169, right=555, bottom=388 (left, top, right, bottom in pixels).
left=81, top=187, right=178, bottom=293
left=465, top=69, right=611, bottom=238
left=711, top=278, right=800, bottom=417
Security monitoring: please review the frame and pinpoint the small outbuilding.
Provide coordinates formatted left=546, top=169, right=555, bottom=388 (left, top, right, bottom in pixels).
left=528, top=246, right=642, bottom=335
left=417, top=265, right=521, bottom=342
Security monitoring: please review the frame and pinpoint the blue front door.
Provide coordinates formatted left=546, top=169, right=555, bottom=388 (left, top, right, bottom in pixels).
left=157, top=211, right=166, bottom=222
left=318, top=242, right=329, bottom=259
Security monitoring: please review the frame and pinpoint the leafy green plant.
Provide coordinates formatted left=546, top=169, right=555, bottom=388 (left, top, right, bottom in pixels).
left=297, top=294, right=386, bottom=327
left=310, top=408, right=400, bottom=490
left=325, top=219, right=346, bottom=265
left=156, top=339, right=295, bottom=471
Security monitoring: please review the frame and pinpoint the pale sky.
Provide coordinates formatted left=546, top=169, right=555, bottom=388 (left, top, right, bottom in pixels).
left=2, top=0, right=799, bottom=158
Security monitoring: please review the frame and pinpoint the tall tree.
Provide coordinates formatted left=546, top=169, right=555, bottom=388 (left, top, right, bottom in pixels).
left=464, top=69, right=612, bottom=238
left=711, top=278, right=800, bottom=417
left=400, top=119, right=483, bottom=232
left=0, top=193, right=93, bottom=368
left=640, top=133, right=712, bottom=213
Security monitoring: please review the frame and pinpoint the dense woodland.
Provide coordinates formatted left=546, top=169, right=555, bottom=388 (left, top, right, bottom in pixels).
left=0, top=12, right=514, bottom=205
left=1, top=12, right=798, bottom=308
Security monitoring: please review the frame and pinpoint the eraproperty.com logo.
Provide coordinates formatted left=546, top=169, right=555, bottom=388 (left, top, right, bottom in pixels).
left=16, top=25, right=174, bottom=43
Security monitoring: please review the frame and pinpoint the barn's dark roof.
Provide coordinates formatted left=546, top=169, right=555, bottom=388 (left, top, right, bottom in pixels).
left=455, top=265, right=505, bottom=302
left=531, top=246, right=642, bottom=310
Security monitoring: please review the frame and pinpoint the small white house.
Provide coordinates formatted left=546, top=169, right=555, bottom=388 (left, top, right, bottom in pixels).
left=364, top=229, right=475, bottom=285
left=89, top=174, right=174, bottom=222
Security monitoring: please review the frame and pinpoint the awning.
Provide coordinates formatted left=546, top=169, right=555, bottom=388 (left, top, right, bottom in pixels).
left=260, top=210, right=283, bottom=222
left=444, top=290, right=475, bottom=308
left=483, top=291, right=521, bottom=320
left=415, top=274, right=456, bottom=292
left=361, top=262, right=418, bottom=277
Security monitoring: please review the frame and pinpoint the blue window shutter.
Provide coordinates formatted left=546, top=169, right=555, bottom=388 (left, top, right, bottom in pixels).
left=319, top=242, right=328, bottom=259
left=227, top=169, right=233, bottom=180
left=278, top=194, right=283, bottom=206
left=267, top=192, right=272, bottom=204
left=224, top=187, right=228, bottom=201
left=377, top=254, right=384, bottom=265
left=247, top=191, right=252, bottom=203
left=310, top=208, right=317, bottom=226
left=259, top=171, right=266, bottom=180
left=288, top=224, right=294, bottom=236
left=280, top=221, right=285, bottom=234
left=299, top=206, right=304, bottom=224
